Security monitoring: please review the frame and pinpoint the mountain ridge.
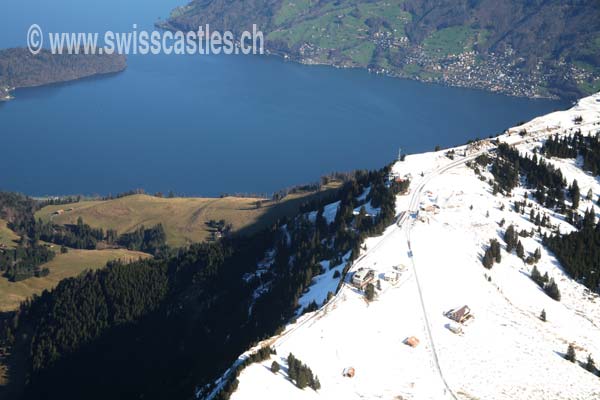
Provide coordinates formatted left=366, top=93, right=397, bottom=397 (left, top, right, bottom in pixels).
left=206, top=92, right=600, bottom=400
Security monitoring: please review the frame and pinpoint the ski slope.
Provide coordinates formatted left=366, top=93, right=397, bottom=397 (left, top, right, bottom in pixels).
left=216, top=93, right=600, bottom=400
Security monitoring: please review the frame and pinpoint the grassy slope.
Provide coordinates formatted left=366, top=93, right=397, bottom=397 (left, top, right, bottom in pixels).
left=0, top=248, right=151, bottom=312
left=0, top=219, right=19, bottom=249
left=0, top=185, right=339, bottom=386
left=35, top=186, right=341, bottom=247
left=169, top=0, right=600, bottom=98
left=267, top=2, right=486, bottom=67
left=268, top=0, right=410, bottom=66
left=422, top=26, right=481, bottom=58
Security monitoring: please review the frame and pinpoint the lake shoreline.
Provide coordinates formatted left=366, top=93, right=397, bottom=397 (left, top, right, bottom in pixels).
left=0, top=48, right=127, bottom=102
left=159, top=17, right=564, bottom=101
left=0, top=69, right=126, bottom=102
left=0, top=41, right=569, bottom=198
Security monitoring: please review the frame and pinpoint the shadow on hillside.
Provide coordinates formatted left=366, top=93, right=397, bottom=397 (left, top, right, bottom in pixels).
left=235, top=186, right=342, bottom=238
left=0, top=311, right=26, bottom=400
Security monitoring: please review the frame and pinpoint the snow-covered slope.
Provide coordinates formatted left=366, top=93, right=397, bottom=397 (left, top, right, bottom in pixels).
left=213, top=93, right=600, bottom=400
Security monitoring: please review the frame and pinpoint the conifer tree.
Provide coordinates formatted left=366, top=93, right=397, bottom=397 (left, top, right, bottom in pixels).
left=533, top=248, right=542, bottom=262
left=287, top=353, right=297, bottom=381
left=542, top=272, right=549, bottom=283
left=570, top=180, right=580, bottom=209
left=582, top=207, right=595, bottom=229
left=516, top=241, right=525, bottom=259
left=492, top=240, right=501, bottom=263
left=482, top=250, right=494, bottom=269
left=296, top=370, right=309, bottom=388
left=286, top=353, right=319, bottom=390
left=585, top=354, right=596, bottom=373
left=544, top=278, right=561, bottom=301
left=365, top=283, right=375, bottom=301
left=566, top=343, right=576, bottom=363
left=505, top=225, right=518, bottom=253
left=531, top=265, right=542, bottom=284
left=482, top=238, right=501, bottom=269
left=312, top=376, right=321, bottom=390
left=271, top=361, right=280, bottom=373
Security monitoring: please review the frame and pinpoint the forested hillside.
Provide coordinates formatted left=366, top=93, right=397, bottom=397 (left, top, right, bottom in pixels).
left=0, top=192, right=167, bottom=283
left=0, top=166, right=407, bottom=400
left=163, top=0, right=600, bottom=99
left=478, top=128, right=600, bottom=294
left=0, top=48, right=126, bottom=100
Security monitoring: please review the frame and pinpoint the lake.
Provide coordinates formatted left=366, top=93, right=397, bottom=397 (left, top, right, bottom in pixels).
left=0, top=0, right=569, bottom=197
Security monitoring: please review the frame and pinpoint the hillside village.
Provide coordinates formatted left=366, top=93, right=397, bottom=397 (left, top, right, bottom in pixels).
left=203, top=93, right=600, bottom=400
left=0, top=86, right=12, bottom=101
left=165, top=0, right=600, bottom=100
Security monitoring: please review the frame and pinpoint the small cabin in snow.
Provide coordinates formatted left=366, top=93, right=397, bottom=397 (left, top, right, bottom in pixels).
left=445, top=305, right=472, bottom=324
left=384, top=271, right=399, bottom=285
left=446, top=322, right=463, bottom=335
left=404, top=336, right=420, bottom=347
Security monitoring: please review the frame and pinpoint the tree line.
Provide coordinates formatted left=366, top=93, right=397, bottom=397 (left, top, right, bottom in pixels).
left=543, top=131, right=600, bottom=176
left=492, top=143, right=568, bottom=211
left=544, top=209, right=600, bottom=291
left=479, top=141, right=600, bottom=293
left=0, top=191, right=169, bottom=282
left=0, top=243, right=54, bottom=281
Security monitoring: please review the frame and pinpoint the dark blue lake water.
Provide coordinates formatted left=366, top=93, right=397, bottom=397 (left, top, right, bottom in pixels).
left=0, top=0, right=570, bottom=197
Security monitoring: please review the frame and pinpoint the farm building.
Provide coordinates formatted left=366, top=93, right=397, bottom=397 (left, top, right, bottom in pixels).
left=420, top=204, right=440, bottom=214
left=446, top=322, right=463, bottom=335
left=393, top=264, right=407, bottom=272
left=384, top=271, right=399, bottom=285
left=445, top=305, right=472, bottom=324
left=352, top=269, right=375, bottom=289
left=404, top=336, right=420, bottom=347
